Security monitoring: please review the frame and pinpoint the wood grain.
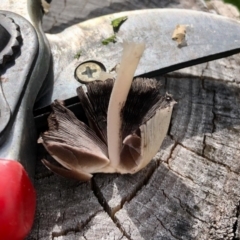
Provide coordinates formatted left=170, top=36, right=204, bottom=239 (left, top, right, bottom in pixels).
left=28, top=0, right=240, bottom=239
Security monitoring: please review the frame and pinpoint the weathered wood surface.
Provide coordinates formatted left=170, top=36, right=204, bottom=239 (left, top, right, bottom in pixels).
left=42, top=0, right=208, bottom=33
left=28, top=0, right=240, bottom=239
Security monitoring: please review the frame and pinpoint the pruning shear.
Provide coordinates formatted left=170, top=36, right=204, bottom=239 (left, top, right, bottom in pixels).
left=1, top=0, right=240, bottom=239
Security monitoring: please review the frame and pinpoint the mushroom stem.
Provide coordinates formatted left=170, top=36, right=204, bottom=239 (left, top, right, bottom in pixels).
left=107, top=42, right=145, bottom=168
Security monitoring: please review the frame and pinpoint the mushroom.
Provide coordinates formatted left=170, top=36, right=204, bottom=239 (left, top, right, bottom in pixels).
left=38, top=42, right=176, bottom=181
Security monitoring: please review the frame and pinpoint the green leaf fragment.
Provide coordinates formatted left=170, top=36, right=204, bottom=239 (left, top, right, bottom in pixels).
left=111, top=16, right=128, bottom=28
left=74, top=50, right=82, bottom=59
left=111, top=16, right=128, bottom=32
left=102, top=35, right=117, bottom=45
left=101, top=16, right=128, bottom=45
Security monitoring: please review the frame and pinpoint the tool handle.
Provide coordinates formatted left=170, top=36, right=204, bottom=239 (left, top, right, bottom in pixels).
left=0, top=159, right=36, bottom=240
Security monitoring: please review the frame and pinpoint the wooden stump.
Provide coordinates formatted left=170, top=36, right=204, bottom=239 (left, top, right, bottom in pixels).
left=28, top=0, right=240, bottom=239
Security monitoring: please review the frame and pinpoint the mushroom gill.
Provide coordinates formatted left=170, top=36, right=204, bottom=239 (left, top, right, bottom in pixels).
left=38, top=42, right=176, bottom=180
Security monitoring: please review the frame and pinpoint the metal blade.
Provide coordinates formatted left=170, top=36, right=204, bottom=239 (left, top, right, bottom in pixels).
left=44, top=9, right=240, bottom=107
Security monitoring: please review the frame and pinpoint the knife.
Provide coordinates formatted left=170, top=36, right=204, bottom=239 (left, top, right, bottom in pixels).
left=34, top=8, right=240, bottom=129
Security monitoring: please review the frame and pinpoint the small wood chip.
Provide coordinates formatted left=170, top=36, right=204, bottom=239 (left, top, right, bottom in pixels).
left=41, top=0, right=50, bottom=13
left=172, top=24, right=187, bottom=47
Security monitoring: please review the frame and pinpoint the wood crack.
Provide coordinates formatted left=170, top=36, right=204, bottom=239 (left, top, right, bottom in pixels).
left=211, top=89, right=217, bottom=133
left=202, top=134, right=207, bottom=159
left=168, top=163, right=195, bottom=183
left=233, top=201, right=240, bottom=240
left=51, top=210, right=102, bottom=239
left=166, top=136, right=178, bottom=165
left=172, top=195, right=207, bottom=223
left=176, top=140, right=240, bottom=176
left=161, top=188, right=199, bottom=222
left=214, top=113, right=240, bottom=120
left=204, top=134, right=240, bottom=151
left=91, top=178, right=131, bottom=240
left=154, top=215, right=180, bottom=240
left=91, top=177, right=110, bottom=214
left=138, top=201, right=181, bottom=240
left=202, top=145, right=239, bottom=176
left=166, top=142, right=196, bottom=184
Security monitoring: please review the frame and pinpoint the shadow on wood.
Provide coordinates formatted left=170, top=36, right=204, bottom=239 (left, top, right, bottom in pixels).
left=28, top=74, right=240, bottom=239
left=27, top=0, right=240, bottom=239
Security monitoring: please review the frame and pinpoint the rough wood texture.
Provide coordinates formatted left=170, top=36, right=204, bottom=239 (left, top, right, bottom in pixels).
left=42, top=0, right=208, bottom=33
left=114, top=76, right=240, bottom=239
left=28, top=0, right=240, bottom=239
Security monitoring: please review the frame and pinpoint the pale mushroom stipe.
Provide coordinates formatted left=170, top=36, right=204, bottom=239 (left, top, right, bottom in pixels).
left=38, top=42, right=176, bottom=181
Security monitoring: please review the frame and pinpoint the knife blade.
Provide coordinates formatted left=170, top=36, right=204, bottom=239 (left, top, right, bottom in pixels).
left=34, top=9, right=240, bottom=130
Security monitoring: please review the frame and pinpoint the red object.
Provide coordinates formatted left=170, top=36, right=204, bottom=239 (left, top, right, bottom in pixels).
left=0, top=159, right=36, bottom=240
